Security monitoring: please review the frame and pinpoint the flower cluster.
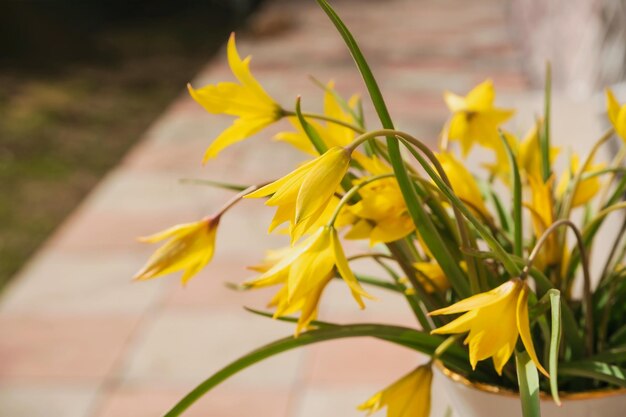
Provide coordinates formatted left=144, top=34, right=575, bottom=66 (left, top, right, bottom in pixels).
left=134, top=4, right=626, bottom=417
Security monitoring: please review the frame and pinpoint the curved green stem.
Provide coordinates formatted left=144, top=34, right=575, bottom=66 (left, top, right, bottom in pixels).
left=559, top=128, right=614, bottom=220
left=327, top=173, right=394, bottom=225
left=283, top=110, right=366, bottom=134
left=521, top=219, right=594, bottom=355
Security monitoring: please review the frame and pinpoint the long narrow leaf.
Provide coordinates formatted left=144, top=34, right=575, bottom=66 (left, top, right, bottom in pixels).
left=515, top=350, right=541, bottom=417
left=295, top=96, right=327, bottom=154
left=499, top=130, right=523, bottom=257
left=548, top=289, right=562, bottom=405
left=316, top=0, right=470, bottom=297
left=164, top=323, right=471, bottom=417
left=559, top=361, right=626, bottom=388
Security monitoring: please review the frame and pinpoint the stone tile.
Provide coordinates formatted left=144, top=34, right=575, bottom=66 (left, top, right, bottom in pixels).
left=48, top=207, right=202, bottom=253
left=0, top=250, right=167, bottom=315
left=164, top=260, right=279, bottom=311
left=0, top=383, right=99, bottom=417
left=120, top=310, right=306, bottom=388
left=94, top=385, right=290, bottom=417
left=84, top=170, right=218, bottom=215
left=0, top=315, right=139, bottom=381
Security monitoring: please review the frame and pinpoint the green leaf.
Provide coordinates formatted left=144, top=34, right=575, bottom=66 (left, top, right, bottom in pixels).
left=400, top=139, right=520, bottom=277
left=353, top=273, right=404, bottom=292
left=178, top=178, right=249, bottom=192
left=316, top=0, right=393, bottom=129
left=309, top=75, right=364, bottom=128
left=588, top=346, right=626, bottom=363
left=316, top=0, right=471, bottom=298
left=515, top=350, right=542, bottom=417
left=295, top=96, right=327, bottom=154
left=559, top=361, right=626, bottom=388
left=548, top=289, right=562, bottom=405
left=499, top=130, right=523, bottom=257
left=163, top=322, right=472, bottom=417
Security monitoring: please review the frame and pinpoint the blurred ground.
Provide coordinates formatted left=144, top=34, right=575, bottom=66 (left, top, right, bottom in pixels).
left=0, top=0, right=535, bottom=416
left=0, top=1, right=260, bottom=288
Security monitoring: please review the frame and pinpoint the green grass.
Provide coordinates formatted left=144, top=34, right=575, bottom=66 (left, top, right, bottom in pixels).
left=0, top=4, right=258, bottom=288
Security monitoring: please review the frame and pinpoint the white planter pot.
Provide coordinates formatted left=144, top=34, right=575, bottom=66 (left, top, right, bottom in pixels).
left=434, top=364, right=626, bottom=417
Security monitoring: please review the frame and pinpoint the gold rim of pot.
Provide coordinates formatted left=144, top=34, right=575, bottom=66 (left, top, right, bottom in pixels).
left=435, top=361, right=626, bottom=401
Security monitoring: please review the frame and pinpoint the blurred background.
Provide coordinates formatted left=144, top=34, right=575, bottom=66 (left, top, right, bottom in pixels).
left=0, top=0, right=262, bottom=288
left=0, top=0, right=625, bottom=416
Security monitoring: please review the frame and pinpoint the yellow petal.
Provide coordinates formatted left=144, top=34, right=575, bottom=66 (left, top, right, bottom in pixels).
left=444, top=91, right=467, bottom=113
left=606, top=88, right=621, bottom=126
left=465, top=79, right=495, bottom=111
left=295, top=147, right=350, bottom=225
left=430, top=280, right=519, bottom=315
left=245, top=157, right=318, bottom=199
left=516, top=285, right=550, bottom=377
left=203, top=115, right=275, bottom=161
left=331, top=227, right=374, bottom=306
left=358, top=366, right=432, bottom=417
left=226, top=33, right=275, bottom=106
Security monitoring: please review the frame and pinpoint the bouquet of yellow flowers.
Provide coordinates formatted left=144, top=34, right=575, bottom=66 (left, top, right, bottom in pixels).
left=134, top=1, right=626, bottom=416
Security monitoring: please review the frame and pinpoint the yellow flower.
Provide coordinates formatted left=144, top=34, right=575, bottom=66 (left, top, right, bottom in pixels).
left=246, top=146, right=351, bottom=242
left=188, top=33, right=282, bottom=162
left=431, top=279, right=548, bottom=377
left=358, top=365, right=432, bottom=417
left=347, top=179, right=415, bottom=245
left=134, top=217, right=219, bottom=284
left=437, top=151, right=490, bottom=218
left=606, top=88, right=626, bottom=142
left=444, top=80, right=514, bottom=156
left=556, top=154, right=604, bottom=208
left=414, top=261, right=457, bottom=293
left=245, top=226, right=373, bottom=335
left=526, top=174, right=559, bottom=267
left=340, top=155, right=415, bottom=245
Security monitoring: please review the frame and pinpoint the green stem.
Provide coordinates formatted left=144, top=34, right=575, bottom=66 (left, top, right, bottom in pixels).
left=395, top=132, right=519, bottom=277
left=559, top=128, right=614, bottom=220
left=521, top=219, right=594, bottom=356
left=283, top=110, right=366, bottom=134
left=327, top=173, right=394, bottom=225
left=541, top=62, right=552, bottom=182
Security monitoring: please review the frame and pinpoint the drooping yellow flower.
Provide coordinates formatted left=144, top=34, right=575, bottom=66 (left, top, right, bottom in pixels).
left=134, top=217, right=219, bottom=284
left=444, top=80, right=514, bottom=156
left=275, top=81, right=360, bottom=154
left=245, top=226, right=373, bottom=335
left=526, top=174, right=559, bottom=267
left=358, top=365, right=432, bottom=417
left=246, top=146, right=351, bottom=242
left=188, top=33, right=282, bottom=162
left=341, top=156, right=415, bottom=245
left=606, top=88, right=626, bottom=142
left=431, top=279, right=548, bottom=377
left=556, top=154, right=604, bottom=208
left=437, top=151, right=490, bottom=219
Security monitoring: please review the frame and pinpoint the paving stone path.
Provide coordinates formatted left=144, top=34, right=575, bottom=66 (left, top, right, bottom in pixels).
left=0, top=0, right=532, bottom=415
